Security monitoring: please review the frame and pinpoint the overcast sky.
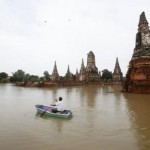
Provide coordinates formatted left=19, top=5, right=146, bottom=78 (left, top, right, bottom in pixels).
left=0, top=0, right=150, bottom=77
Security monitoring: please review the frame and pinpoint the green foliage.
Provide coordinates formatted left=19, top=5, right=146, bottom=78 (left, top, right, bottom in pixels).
left=23, top=74, right=30, bottom=82
left=10, top=70, right=26, bottom=82
left=101, top=69, right=112, bottom=82
left=40, top=77, right=45, bottom=81
left=0, top=72, right=8, bottom=82
left=29, top=75, right=39, bottom=82
left=43, top=71, right=51, bottom=81
left=59, top=76, right=64, bottom=80
left=10, top=70, right=40, bottom=82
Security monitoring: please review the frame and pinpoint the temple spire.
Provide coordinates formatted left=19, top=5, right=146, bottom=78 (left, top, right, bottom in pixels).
left=76, top=69, right=79, bottom=76
left=122, top=12, right=150, bottom=93
left=138, top=11, right=148, bottom=27
left=78, top=59, right=86, bottom=81
left=65, top=65, right=73, bottom=81
left=81, top=59, right=85, bottom=70
left=133, top=11, right=150, bottom=58
left=51, top=61, right=60, bottom=82
left=52, top=61, right=58, bottom=74
left=66, top=65, right=70, bottom=75
left=75, top=69, right=79, bottom=81
left=112, top=57, right=123, bottom=82
left=116, top=57, right=119, bottom=65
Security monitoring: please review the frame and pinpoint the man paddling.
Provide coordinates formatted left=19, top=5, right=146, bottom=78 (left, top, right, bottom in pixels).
left=51, top=97, right=64, bottom=113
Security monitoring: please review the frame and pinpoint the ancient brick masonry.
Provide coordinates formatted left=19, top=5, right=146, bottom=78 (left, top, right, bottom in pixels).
left=112, top=57, right=123, bottom=83
left=78, top=51, right=101, bottom=82
left=122, top=12, right=150, bottom=93
left=51, top=61, right=60, bottom=82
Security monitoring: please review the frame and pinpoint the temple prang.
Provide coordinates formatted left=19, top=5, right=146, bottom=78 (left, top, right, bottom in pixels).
left=75, top=69, right=79, bottom=81
left=78, top=58, right=86, bottom=82
left=51, top=61, right=60, bottom=82
left=112, top=57, right=123, bottom=83
left=122, top=12, right=150, bottom=93
left=64, top=65, right=74, bottom=81
left=86, top=51, right=100, bottom=82
left=78, top=51, right=101, bottom=82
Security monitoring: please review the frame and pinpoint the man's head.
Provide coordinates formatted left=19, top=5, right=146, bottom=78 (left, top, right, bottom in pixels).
left=59, top=97, right=62, bottom=101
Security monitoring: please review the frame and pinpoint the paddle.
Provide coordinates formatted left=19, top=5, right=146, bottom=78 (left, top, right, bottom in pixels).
left=40, top=106, right=49, bottom=117
left=40, top=99, right=57, bottom=117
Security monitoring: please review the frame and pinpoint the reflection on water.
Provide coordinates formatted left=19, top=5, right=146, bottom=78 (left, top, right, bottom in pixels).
left=35, top=112, right=73, bottom=133
left=0, top=84, right=150, bottom=150
left=123, top=93, right=150, bottom=150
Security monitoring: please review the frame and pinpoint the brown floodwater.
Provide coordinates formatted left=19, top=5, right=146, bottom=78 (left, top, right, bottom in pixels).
left=0, top=83, right=150, bottom=150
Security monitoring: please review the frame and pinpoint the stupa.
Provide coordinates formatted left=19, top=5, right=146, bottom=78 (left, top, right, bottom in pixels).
left=122, top=12, right=150, bottom=93
left=51, top=61, right=60, bottom=82
left=112, top=57, right=123, bottom=83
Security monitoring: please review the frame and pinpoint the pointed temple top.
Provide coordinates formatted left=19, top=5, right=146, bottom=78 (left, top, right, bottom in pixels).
left=67, top=65, right=70, bottom=74
left=113, top=57, right=121, bottom=73
left=81, top=59, right=85, bottom=68
left=52, top=61, right=58, bottom=73
left=88, top=51, right=94, bottom=56
left=54, top=60, right=56, bottom=68
left=51, top=61, right=60, bottom=81
left=116, top=57, right=119, bottom=65
left=138, top=11, right=148, bottom=27
left=76, top=69, right=78, bottom=75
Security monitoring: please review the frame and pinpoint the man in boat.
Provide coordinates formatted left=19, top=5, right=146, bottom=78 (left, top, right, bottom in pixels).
left=51, top=97, right=65, bottom=113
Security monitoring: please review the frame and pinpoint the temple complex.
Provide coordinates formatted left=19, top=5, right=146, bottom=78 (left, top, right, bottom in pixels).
left=122, top=12, right=150, bottom=93
left=112, top=57, right=123, bottom=83
left=47, top=51, right=123, bottom=85
left=51, top=61, right=60, bottom=82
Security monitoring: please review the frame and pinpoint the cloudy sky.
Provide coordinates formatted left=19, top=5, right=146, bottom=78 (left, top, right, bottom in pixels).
left=0, top=0, right=150, bottom=77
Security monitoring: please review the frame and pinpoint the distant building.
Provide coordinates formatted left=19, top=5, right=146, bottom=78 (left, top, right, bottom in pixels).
left=112, top=57, right=123, bottom=82
left=78, top=51, right=101, bottom=82
left=86, top=51, right=100, bottom=82
left=51, top=61, right=60, bottom=82
left=64, top=65, right=73, bottom=81
left=78, top=59, right=86, bottom=81
left=75, top=69, right=79, bottom=81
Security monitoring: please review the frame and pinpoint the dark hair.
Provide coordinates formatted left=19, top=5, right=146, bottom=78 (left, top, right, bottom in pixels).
left=59, top=97, right=62, bottom=101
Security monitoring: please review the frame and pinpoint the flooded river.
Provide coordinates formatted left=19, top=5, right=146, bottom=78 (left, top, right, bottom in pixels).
left=0, top=83, right=150, bottom=150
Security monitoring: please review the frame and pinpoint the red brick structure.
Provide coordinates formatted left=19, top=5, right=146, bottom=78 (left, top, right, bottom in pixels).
left=112, top=57, right=123, bottom=83
left=51, top=61, right=60, bottom=82
left=78, top=51, right=101, bottom=82
left=64, top=65, right=74, bottom=81
left=122, top=12, right=150, bottom=93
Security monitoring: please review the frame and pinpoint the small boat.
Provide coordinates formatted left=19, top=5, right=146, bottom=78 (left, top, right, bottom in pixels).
left=35, top=104, right=73, bottom=118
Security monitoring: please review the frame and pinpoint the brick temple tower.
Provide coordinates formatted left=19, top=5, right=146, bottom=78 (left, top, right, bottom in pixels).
left=65, top=65, right=73, bottom=81
left=86, top=51, right=100, bottom=82
left=122, top=12, right=150, bottom=93
left=78, top=59, right=86, bottom=81
left=75, top=69, right=79, bottom=81
left=112, top=57, right=123, bottom=83
left=51, top=61, right=60, bottom=82
left=78, top=51, right=101, bottom=82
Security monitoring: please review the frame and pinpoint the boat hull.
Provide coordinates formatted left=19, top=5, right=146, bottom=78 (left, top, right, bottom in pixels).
left=35, top=105, right=72, bottom=118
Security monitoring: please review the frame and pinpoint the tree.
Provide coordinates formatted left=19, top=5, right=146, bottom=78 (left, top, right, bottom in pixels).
left=0, top=72, right=8, bottom=82
left=23, top=74, right=30, bottom=82
left=43, top=71, right=51, bottom=81
left=29, top=75, right=40, bottom=82
left=10, top=70, right=25, bottom=82
left=101, top=69, right=112, bottom=82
